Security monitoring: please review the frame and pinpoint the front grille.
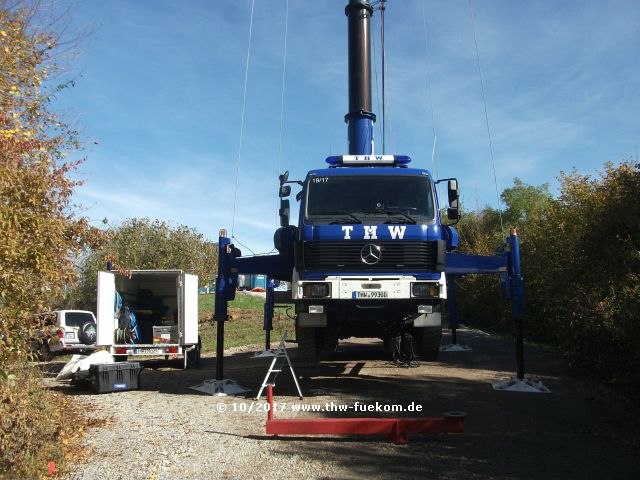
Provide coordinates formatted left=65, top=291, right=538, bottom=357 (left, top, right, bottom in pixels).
left=299, top=241, right=440, bottom=272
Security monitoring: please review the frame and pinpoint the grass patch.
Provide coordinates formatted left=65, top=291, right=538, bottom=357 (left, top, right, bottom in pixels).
left=198, top=293, right=295, bottom=352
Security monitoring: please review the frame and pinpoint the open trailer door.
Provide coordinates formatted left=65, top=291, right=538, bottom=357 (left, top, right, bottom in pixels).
left=182, top=273, right=199, bottom=345
left=96, top=271, right=115, bottom=347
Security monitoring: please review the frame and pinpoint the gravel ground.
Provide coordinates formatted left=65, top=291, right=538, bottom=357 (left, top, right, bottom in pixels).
left=45, top=329, right=640, bottom=480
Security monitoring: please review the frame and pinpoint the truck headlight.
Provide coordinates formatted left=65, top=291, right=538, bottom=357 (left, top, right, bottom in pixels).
left=302, top=283, right=330, bottom=298
left=411, top=282, right=438, bottom=298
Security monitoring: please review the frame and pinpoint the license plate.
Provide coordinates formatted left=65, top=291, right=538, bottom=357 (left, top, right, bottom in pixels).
left=65, top=332, right=75, bottom=339
left=133, top=348, right=162, bottom=355
left=353, top=290, right=388, bottom=299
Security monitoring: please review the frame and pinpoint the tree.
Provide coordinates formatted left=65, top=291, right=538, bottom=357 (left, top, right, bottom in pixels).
left=454, top=178, right=554, bottom=333
left=71, top=218, right=218, bottom=310
left=500, top=177, right=553, bottom=235
left=0, top=2, right=104, bottom=371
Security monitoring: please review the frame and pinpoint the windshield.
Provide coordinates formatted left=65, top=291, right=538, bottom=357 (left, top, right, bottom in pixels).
left=306, top=174, right=434, bottom=224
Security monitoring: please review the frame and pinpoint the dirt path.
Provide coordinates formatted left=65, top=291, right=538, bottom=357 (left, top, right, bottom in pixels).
left=47, top=328, right=640, bottom=479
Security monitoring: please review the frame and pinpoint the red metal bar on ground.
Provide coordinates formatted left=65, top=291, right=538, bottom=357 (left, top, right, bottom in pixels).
left=265, top=385, right=465, bottom=445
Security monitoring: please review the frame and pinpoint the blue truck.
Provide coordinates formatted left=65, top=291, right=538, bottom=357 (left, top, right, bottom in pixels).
left=214, top=0, right=525, bottom=372
left=277, top=154, right=460, bottom=362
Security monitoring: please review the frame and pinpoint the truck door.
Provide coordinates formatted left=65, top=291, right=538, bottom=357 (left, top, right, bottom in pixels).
left=96, top=271, right=116, bottom=347
left=181, top=273, right=199, bottom=345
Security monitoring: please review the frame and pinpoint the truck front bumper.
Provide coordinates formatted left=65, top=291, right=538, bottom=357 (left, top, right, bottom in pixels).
left=294, top=273, right=446, bottom=329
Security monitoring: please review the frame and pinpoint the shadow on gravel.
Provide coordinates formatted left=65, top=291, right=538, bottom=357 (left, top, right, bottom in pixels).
left=260, top=332, right=640, bottom=480
left=43, top=330, right=640, bottom=479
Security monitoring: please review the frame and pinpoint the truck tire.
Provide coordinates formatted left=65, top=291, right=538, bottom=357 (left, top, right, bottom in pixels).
left=416, top=327, right=442, bottom=361
left=295, top=326, right=319, bottom=364
left=319, top=328, right=338, bottom=355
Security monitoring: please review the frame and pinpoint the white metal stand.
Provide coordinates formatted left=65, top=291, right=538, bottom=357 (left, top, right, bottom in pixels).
left=491, top=376, right=551, bottom=393
left=255, top=334, right=303, bottom=400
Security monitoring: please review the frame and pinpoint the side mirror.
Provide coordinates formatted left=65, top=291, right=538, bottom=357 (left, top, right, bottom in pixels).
left=279, top=199, right=290, bottom=227
left=278, top=170, right=289, bottom=186
left=279, top=185, right=291, bottom=198
left=447, top=179, right=460, bottom=221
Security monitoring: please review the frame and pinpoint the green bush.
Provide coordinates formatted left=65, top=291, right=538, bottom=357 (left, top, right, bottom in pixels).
left=456, top=162, right=640, bottom=387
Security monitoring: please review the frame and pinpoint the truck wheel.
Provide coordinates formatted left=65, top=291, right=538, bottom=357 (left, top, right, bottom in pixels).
left=319, top=328, right=338, bottom=355
left=417, top=327, right=442, bottom=361
left=295, top=326, right=319, bottom=364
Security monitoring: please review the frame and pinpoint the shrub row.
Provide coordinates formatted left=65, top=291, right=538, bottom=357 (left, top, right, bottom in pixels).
left=455, top=162, right=640, bottom=388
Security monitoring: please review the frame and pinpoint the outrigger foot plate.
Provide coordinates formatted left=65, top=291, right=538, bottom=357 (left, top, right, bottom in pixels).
left=440, top=343, right=473, bottom=352
left=491, top=376, right=550, bottom=393
left=190, top=379, right=250, bottom=396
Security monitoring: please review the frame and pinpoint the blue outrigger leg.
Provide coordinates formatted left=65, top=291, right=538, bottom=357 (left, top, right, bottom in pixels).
left=213, top=229, right=295, bottom=380
left=263, top=278, right=275, bottom=351
left=444, top=227, right=526, bottom=380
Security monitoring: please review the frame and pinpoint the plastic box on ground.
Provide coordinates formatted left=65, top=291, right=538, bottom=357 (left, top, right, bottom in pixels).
left=89, top=362, right=142, bottom=393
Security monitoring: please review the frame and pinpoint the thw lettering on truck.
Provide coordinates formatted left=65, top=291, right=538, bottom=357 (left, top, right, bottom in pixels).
left=341, top=225, right=406, bottom=240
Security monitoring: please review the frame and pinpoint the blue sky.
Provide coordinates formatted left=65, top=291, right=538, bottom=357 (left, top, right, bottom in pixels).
left=57, top=0, right=639, bottom=253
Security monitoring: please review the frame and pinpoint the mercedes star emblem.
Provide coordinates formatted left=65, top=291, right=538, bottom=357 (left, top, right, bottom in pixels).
left=360, top=244, right=382, bottom=265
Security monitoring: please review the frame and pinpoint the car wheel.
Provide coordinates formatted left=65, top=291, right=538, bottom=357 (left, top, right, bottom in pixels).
left=79, top=322, right=97, bottom=345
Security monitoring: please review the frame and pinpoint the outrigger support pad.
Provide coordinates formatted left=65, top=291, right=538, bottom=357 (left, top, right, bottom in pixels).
left=491, top=377, right=550, bottom=394
left=189, top=379, right=250, bottom=396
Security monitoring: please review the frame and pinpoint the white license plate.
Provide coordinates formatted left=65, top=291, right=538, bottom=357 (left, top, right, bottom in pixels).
left=65, top=332, right=75, bottom=339
left=133, top=348, right=162, bottom=355
left=353, top=290, right=388, bottom=299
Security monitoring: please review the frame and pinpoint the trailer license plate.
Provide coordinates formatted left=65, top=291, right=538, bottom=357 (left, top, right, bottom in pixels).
left=134, top=348, right=162, bottom=355
left=353, top=291, right=388, bottom=299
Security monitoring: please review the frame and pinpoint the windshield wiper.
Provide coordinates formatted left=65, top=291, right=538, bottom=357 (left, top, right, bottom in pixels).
left=315, top=211, right=362, bottom=224
left=382, top=211, right=416, bottom=224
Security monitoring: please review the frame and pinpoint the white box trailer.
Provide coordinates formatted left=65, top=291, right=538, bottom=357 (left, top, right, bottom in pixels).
left=97, top=270, right=201, bottom=369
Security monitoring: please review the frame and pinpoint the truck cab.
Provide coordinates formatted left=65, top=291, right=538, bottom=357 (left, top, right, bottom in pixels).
left=282, top=154, right=459, bottom=362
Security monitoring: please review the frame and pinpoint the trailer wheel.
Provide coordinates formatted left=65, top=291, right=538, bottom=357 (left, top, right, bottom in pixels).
left=186, top=336, right=202, bottom=369
left=416, top=327, right=442, bottom=361
left=295, top=326, right=319, bottom=364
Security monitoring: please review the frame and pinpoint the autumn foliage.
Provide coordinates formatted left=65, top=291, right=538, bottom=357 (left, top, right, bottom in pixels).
left=456, top=162, right=640, bottom=388
left=1, top=3, right=103, bottom=370
left=1, top=2, right=103, bottom=477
